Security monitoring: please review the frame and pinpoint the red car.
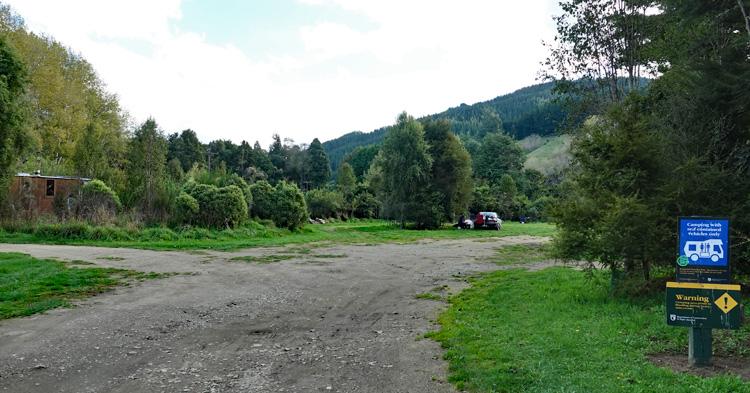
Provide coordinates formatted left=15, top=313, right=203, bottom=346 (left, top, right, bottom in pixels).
left=473, top=212, right=502, bottom=230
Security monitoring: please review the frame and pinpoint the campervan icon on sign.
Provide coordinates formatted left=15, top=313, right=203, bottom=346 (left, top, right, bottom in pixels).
left=679, top=218, right=729, bottom=267
left=683, top=239, right=724, bottom=263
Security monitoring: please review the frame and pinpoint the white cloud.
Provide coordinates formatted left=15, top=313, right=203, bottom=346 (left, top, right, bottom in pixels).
left=5, top=0, right=559, bottom=147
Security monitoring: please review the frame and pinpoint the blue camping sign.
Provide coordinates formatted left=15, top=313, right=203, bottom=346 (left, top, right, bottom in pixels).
left=676, top=217, right=730, bottom=283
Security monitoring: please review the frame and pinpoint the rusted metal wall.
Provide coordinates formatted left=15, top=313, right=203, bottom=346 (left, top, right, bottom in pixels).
left=9, top=176, right=86, bottom=216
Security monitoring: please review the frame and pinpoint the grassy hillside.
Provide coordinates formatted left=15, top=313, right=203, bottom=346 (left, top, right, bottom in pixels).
left=323, top=81, right=564, bottom=171
left=523, top=134, right=572, bottom=175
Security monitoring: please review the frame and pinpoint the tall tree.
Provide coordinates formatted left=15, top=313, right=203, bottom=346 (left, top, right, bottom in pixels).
left=473, top=132, right=525, bottom=185
left=423, top=120, right=473, bottom=221
left=125, top=119, right=167, bottom=218
left=342, top=145, right=379, bottom=181
left=306, top=138, right=331, bottom=189
left=0, top=35, right=27, bottom=203
left=550, top=0, right=750, bottom=282
left=336, top=162, right=356, bottom=195
left=0, top=4, right=125, bottom=165
left=268, top=134, right=286, bottom=178
left=167, top=129, right=205, bottom=171
left=72, top=121, right=126, bottom=187
left=375, top=112, right=433, bottom=227
left=542, top=0, right=652, bottom=105
left=337, top=161, right=357, bottom=215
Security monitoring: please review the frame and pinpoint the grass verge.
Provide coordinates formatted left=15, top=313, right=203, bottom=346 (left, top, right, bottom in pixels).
left=491, top=243, right=551, bottom=266
left=428, top=267, right=750, bottom=392
left=0, top=252, right=164, bottom=320
left=0, top=220, right=555, bottom=251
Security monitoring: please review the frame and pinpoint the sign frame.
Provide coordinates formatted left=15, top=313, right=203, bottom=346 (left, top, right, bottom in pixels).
left=665, top=281, right=742, bottom=330
left=676, top=216, right=731, bottom=284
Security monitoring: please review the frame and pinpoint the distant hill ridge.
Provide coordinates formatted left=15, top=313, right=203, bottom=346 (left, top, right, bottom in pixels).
left=323, top=81, right=565, bottom=171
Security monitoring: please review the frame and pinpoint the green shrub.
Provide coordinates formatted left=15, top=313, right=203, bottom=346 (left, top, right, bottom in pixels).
left=78, top=180, right=121, bottom=223
left=174, top=192, right=199, bottom=225
left=34, top=222, right=91, bottom=239
left=270, top=181, right=308, bottom=230
left=305, top=189, right=342, bottom=218
left=88, top=226, right=133, bottom=241
left=178, top=226, right=214, bottom=240
left=469, top=183, right=501, bottom=215
left=217, top=185, right=248, bottom=227
left=139, top=227, right=179, bottom=241
left=183, top=182, right=247, bottom=228
left=249, top=180, right=274, bottom=219
left=187, top=167, right=253, bottom=212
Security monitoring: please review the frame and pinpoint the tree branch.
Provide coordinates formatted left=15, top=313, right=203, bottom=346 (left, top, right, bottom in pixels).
left=739, top=0, right=750, bottom=42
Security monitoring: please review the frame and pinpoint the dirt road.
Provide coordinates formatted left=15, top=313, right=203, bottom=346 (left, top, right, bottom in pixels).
left=0, top=236, right=551, bottom=393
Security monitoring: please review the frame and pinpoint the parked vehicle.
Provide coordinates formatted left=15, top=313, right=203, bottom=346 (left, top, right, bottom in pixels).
left=473, top=211, right=501, bottom=230
left=683, top=239, right=724, bottom=263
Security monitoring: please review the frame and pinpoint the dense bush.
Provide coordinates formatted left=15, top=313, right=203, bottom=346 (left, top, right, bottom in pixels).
left=249, top=180, right=274, bottom=219
left=305, top=189, right=342, bottom=218
left=174, top=192, right=199, bottom=225
left=352, top=191, right=380, bottom=218
left=183, top=181, right=247, bottom=228
left=188, top=166, right=253, bottom=211
left=469, top=183, right=501, bottom=215
left=77, top=180, right=122, bottom=223
left=270, top=181, right=308, bottom=230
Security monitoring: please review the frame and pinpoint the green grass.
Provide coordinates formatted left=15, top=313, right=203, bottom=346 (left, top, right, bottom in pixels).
left=491, top=243, right=551, bottom=266
left=311, top=253, right=348, bottom=259
left=429, top=268, right=750, bottom=392
left=0, top=253, right=162, bottom=320
left=97, top=256, right=126, bottom=261
left=229, top=254, right=297, bottom=264
left=0, top=220, right=555, bottom=251
left=416, top=292, right=445, bottom=301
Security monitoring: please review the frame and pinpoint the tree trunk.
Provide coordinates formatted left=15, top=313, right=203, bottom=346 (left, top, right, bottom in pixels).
left=641, top=259, right=651, bottom=281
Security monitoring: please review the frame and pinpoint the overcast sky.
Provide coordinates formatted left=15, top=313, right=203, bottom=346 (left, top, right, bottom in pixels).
left=7, top=0, right=560, bottom=147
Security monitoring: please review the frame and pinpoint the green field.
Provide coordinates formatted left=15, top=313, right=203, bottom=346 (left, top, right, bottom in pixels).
left=0, top=253, right=162, bottom=320
left=0, top=220, right=556, bottom=251
left=429, top=268, right=750, bottom=392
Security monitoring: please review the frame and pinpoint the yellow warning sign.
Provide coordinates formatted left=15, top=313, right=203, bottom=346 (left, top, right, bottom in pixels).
left=715, top=292, right=738, bottom=314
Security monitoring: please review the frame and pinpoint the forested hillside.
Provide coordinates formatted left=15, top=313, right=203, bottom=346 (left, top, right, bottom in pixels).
left=323, top=82, right=565, bottom=171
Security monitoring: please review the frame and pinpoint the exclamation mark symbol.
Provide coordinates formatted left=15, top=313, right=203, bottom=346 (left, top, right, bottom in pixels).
left=724, top=296, right=728, bottom=311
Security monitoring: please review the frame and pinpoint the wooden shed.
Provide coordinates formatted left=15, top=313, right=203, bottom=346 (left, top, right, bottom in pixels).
left=9, top=172, right=90, bottom=216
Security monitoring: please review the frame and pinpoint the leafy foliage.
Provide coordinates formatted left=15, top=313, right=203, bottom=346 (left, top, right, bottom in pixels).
left=373, top=113, right=433, bottom=227
left=124, top=119, right=168, bottom=220
left=473, top=132, right=525, bottom=185
left=269, top=181, right=308, bottom=230
left=0, top=5, right=125, bottom=171
left=174, top=192, right=199, bottom=225
left=305, top=188, right=342, bottom=219
left=248, top=180, right=275, bottom=220
left=423, top=120, right=473, bottom=222
left=0, top=35, right=27, bottom=205
left=167, top=129, right=205, bottom=172
left=306, top=138, right=331, bottom=189
left=78, top=179, right=121, bottom=222
left=550, top=0, right=750, bottom=280
left=182, top=180, right=247, bottom=228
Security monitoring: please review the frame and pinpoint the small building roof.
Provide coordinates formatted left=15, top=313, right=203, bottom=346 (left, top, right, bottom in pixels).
left=16, top=173, right=91, bottom=181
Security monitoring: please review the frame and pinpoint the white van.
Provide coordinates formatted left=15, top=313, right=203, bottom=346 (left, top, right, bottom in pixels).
left=683, top=239, right=724, bottom=263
